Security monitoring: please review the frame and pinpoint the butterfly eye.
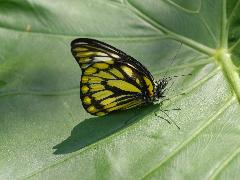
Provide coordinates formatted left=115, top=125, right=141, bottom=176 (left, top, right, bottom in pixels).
left=159, top=79, right=168, bottom=89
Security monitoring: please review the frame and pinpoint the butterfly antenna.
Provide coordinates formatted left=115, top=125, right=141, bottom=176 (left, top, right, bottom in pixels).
left=171, top=74, right=192, bottom=78
left=163, top=42, right=183, bottom=78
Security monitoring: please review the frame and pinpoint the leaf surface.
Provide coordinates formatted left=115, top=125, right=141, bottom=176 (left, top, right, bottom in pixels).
left=0, top=0, right=240, bottom=179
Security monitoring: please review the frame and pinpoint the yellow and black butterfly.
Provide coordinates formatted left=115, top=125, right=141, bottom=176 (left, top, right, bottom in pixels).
left=71, top=38, right=169, bottom=116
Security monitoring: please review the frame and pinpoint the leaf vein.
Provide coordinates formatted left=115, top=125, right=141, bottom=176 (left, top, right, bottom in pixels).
left=124, top=0, right=216, bottom=56
left=208, top=143, right=240, bottom=179
left=229, top=37, right=240, bottom=51
left=199, top=15, right=218, bottom=45
left=227, top=0, right=240, bottom=27
left=164, top=0, right=202, bottom=14
left=0, top=25, right=168, bottom=40
left=141, top=96, right=236, bottom=179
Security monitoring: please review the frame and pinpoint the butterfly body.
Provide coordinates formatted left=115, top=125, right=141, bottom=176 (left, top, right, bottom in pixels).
left=71, top=38, right=168, bottom=116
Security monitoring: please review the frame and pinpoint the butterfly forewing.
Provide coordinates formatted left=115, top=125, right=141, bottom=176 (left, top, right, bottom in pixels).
left=71, top=38, right=156, bottom=116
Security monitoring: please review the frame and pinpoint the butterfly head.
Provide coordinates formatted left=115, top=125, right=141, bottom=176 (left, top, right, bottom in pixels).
left=155, top=78, right=169, bottom=99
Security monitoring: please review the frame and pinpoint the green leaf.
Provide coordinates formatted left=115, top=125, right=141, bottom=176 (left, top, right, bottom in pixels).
left=1, top=0, right=240, bottom=179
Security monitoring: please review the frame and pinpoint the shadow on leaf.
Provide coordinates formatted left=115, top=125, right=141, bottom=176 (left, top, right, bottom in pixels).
left=53, top=107, right=147, bottom=154
left=0, top=80, right=7, bottom=87
left=53, top=105, right=157, bottom=154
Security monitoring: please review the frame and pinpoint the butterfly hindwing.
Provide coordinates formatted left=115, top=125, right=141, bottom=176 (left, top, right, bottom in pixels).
left=71, top=38, right=155, bottom=116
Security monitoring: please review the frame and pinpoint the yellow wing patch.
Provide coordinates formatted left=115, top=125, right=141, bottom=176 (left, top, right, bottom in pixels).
left=109, top=68, right=124, bottom=79
left=87, top=105, right=98, bottom=113
left=103, top=102, right=117, bottom=109
left=76, top=51, right=95, bottom=58
left=96, top=112, right=106, bottom=116
left=81, top=76, right=103, bottom=83
left=92, top=90, right=113, bottom=100
left=89, top=84, right=105, bottom=92
left=106, top=100, right=142, bottom=112
left=93, top=63, right=109, bottom=69
left=100, top=95, right=125, bottom=106
left=81, top=86, right=89, bottom=94
left=72, top=47, right=88, bottom=51
left=105, top=60, right=114, bottom=64
left=143, top=76, right=154, bottom=96
left=85, top=67, right=97, bottom=75
left=83, top=96, right=91, bottom=105
left=121, top=66, right=133, bottom=77
left=81, top=76, right=89, bottom=83
left=94, top=71, right=116, bottom=79
left=107, top=80, right=141, bottom=93
left=136, top=78, right=140, bottom=85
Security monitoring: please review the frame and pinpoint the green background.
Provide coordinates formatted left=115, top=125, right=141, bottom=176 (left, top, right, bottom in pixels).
left=1, top=0, right=240, bottom=179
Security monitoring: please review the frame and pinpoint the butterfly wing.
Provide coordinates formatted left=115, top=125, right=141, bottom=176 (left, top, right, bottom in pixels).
left=71, top=38, right=155, bottom=116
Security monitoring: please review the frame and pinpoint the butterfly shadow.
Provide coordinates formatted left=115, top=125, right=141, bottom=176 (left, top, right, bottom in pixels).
left=52, top=107, right=153, bottom=155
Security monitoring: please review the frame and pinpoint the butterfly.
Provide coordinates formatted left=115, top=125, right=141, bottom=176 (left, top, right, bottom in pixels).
left=71, top=38, right=169, bottom=117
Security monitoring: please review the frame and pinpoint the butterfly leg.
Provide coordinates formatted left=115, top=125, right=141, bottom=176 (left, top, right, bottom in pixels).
left=158, top=98, right=181, bottom=112
left=124, top=117, right=135, bottom=125
left=163, top=108, right=181, bottom=111
left=124, top=119, right=131, bottom=125
left=154, top=112, right=171, bottom=125
left=154, top=109, right=180, bottom=130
